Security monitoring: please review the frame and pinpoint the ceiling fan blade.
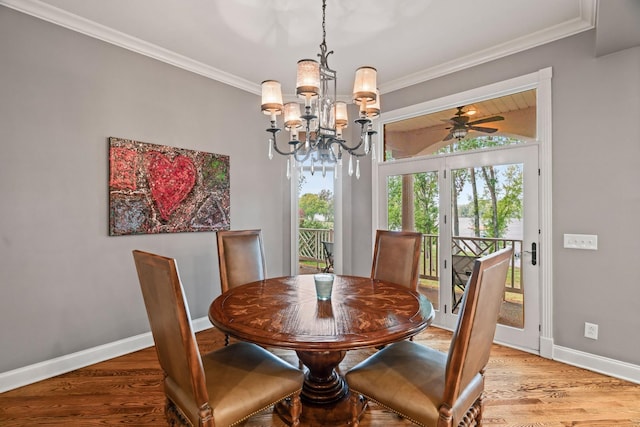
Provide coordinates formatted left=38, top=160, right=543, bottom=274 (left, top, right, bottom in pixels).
left=442, top=117, right=468, bottom=125
left=468, top=126, right=498, bottom=133
left=443, top=132, right=454, bottom=141
left=467, top=115, right=504, bottom=126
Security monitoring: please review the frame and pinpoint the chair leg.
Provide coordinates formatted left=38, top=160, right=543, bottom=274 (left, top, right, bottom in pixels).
left=290, top=390, right=302, bottom=427
left=459, top=396, right=482, bottom=427
left=349, top=392, right=368, bottom=426
left=165, top=397, right=189, bottom=426
left=476, top=394, right=484, bottom=426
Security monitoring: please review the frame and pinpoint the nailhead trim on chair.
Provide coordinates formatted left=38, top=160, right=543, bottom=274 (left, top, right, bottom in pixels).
left=165, top=398, right=190, bottom=426
left=350, top=390, right=426, bottom=427
left=164, top=390, right=303, bottom=426
left=228, top=389, right=302, bottom=427
left=349, top=390, right=483, bottom=427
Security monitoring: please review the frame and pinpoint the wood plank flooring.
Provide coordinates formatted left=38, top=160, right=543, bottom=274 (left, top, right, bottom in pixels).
left=1, top=327, right=639, bottom=426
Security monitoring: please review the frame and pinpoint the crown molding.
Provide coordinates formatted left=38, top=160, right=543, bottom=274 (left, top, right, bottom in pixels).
left=1, top=0, right=596, bottom=98
left=0, top=0, right=261, bottom=95
left=380, top=0, right=597, bottom=94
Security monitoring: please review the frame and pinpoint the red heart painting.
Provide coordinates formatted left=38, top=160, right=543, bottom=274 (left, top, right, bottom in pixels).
left=145, top=151, right=196, bottom=221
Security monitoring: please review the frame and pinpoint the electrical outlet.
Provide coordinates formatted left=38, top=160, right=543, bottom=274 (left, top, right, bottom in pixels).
left=584, top=322, right=598, bottom=340
left=564, top=234, right=598, bottom=250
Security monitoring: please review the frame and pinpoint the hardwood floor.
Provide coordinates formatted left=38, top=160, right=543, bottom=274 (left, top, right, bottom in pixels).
left=1, top=327, right=639, bottom=426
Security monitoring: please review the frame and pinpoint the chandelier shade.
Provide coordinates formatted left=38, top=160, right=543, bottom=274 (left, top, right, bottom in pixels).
left=260, top=80, right=283, bottom=116
left=366, top=89, right=381, bottom=119
left=260, top=0, right=380, bottom=180
left=283, top=102, right=302, bottom=130
left=296, top=59, right=321, bottom=98
left=353, top=66, right=378, bottom=108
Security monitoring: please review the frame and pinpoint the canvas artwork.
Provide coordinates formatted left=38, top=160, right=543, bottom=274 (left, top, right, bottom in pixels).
left=109, top=137, right=230, bottom=235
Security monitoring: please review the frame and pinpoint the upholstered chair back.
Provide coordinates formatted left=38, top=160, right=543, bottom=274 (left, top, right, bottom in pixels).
left=370, top=229, right=422, bottom=291
left=443, top=247, right=512, bottom=415
left=132, top=250, right=210, bottom=423
left=217, top=229, right=266, bottom=293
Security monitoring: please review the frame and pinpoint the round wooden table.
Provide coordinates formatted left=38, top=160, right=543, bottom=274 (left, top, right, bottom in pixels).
left=208, top=274, right=434, bottom=426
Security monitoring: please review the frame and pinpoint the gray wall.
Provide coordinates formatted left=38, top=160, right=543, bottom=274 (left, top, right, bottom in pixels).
left=0, top=7, right=289, bottom=373
left=373, top=31, right=640, bottom=365
left=2, top=4, right=639, bottom=377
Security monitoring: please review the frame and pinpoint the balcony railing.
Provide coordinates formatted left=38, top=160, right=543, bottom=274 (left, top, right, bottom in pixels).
left=421, top=234, right=523, bottom=294
left=298, top=228, right=522, bottom=294
left=299, top=228, right=334, bottom=263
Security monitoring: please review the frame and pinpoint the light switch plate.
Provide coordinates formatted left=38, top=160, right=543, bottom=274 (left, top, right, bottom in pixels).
left=564, top=234, right=598, bottom=250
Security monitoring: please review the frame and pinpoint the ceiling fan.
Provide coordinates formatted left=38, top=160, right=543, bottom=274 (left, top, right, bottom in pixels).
left=443, top=106, right=504, bottom=141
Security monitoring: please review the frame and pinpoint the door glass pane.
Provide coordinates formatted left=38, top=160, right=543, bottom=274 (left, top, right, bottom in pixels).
left=387, top=172, right=440, bottom=310
left=383, top=89, right=536, bottom=161
left=298, top=168, right=335, bottom=274
left=451, top=163, right=524, bottom=328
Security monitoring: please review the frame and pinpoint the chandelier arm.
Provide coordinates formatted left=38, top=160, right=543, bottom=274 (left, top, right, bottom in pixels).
left=268, top=129, right=306, bottom=157
left=293, top=147, right=313, bottom=163
left=332, top=117, right=372, bottom=153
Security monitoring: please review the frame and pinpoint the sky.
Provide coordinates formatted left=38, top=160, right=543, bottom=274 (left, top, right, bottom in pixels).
left=299, top=168, right=335, bottom=195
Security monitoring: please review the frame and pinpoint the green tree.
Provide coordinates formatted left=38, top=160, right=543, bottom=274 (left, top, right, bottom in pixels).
left=413, top=172, right=439, bottom=235
left=318, top=189, right=334, bottom=223
left=452, top=168, right=468, bottom=236
left=299, top=192, right=333, bottom=229
left=481, top=164, right=523, bottom=237
left=386, top=175, right=402, bottom=231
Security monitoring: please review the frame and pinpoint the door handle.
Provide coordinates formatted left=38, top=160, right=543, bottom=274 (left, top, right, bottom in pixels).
left=524, top=242, right=537, bottom=265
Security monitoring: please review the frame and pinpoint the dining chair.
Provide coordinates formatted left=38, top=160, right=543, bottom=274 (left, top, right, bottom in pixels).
left=216, top=229, right=267, bottom=293
left=216, top=229, right=267, bottom=345
left=347, top=247, right=513, bottom=427
left=132, top=250, right=303, bottom=427
left=321, top=241, right=334, bottom=273
left=370, top=229, right=423, bottom=291
left=451, top=254, right=478, bottom=312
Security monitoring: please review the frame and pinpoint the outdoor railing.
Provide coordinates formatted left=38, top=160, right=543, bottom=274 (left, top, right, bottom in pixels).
left=421, top=235, right=523, bottom=294
left=299, top=228, right=334, bottom=263
left=298, top=228, right=522, bottom=294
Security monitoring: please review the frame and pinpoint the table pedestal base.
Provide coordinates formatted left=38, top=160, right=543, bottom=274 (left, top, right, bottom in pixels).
left=274, top=349, right=364, bottom=426
left=275, top=391, right=366, bottom=427
left=297, top=350, right=347, bottom=404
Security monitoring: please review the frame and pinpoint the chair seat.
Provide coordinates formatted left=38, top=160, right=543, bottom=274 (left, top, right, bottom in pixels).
left=346, top=340, right=482, bottom=426
left=165, top=341, right=304, bottom=427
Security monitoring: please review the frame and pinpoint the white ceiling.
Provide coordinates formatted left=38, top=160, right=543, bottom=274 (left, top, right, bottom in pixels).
left=1, top=0, right=597, bottom=96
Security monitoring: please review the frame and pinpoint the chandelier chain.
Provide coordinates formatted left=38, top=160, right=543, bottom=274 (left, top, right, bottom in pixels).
left=322, top=0, right=326, bottom=44
left=318, top=0, right=332, bottom=68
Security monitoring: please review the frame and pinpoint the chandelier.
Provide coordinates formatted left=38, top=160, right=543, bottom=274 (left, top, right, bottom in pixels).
left=260, top=0, right=380, bottom=180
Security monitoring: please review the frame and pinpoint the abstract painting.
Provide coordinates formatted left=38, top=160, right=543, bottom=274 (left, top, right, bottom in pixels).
left=109, top=137, right=230, bottom=235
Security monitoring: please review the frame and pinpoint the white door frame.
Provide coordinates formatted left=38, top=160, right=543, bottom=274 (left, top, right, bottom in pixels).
left=372, top=68, right=553, bottom=357
left=290, top=163, right=344, bottom=275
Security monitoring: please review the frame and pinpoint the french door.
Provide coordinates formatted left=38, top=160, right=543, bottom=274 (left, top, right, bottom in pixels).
left=377, top=144, right=540, bottom=351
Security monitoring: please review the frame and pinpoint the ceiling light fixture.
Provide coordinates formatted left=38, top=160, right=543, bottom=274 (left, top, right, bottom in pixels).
left=260, top=0, right=379, bottom=180
left=452, top=127, right=468, bottom=140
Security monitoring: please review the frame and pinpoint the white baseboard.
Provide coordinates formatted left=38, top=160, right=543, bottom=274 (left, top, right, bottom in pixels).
left=0, top=316, right=212, bottom=393
left=553, top=344, right=640, bottom=385
left=540, top=335, right=554, bottom=359
left=3, top=319, right=638, bottom=393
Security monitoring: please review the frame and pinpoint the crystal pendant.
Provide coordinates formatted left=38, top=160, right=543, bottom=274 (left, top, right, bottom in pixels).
left=268, top=139, right=273, bottom=160
left=286, top=158, right=291, bottom=180
left=371, top=143, right=376, bottom=161
left=356, top=159, right=361, bottom=179
left=364, top=133, right=370, bottom=154
left=322, top=162, right=326, bottom=178
left=310, top=158, right=315, bottom=176
left=348, top=155, right=354, bottom=176
left=334, top=162, right=339, bottom=180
